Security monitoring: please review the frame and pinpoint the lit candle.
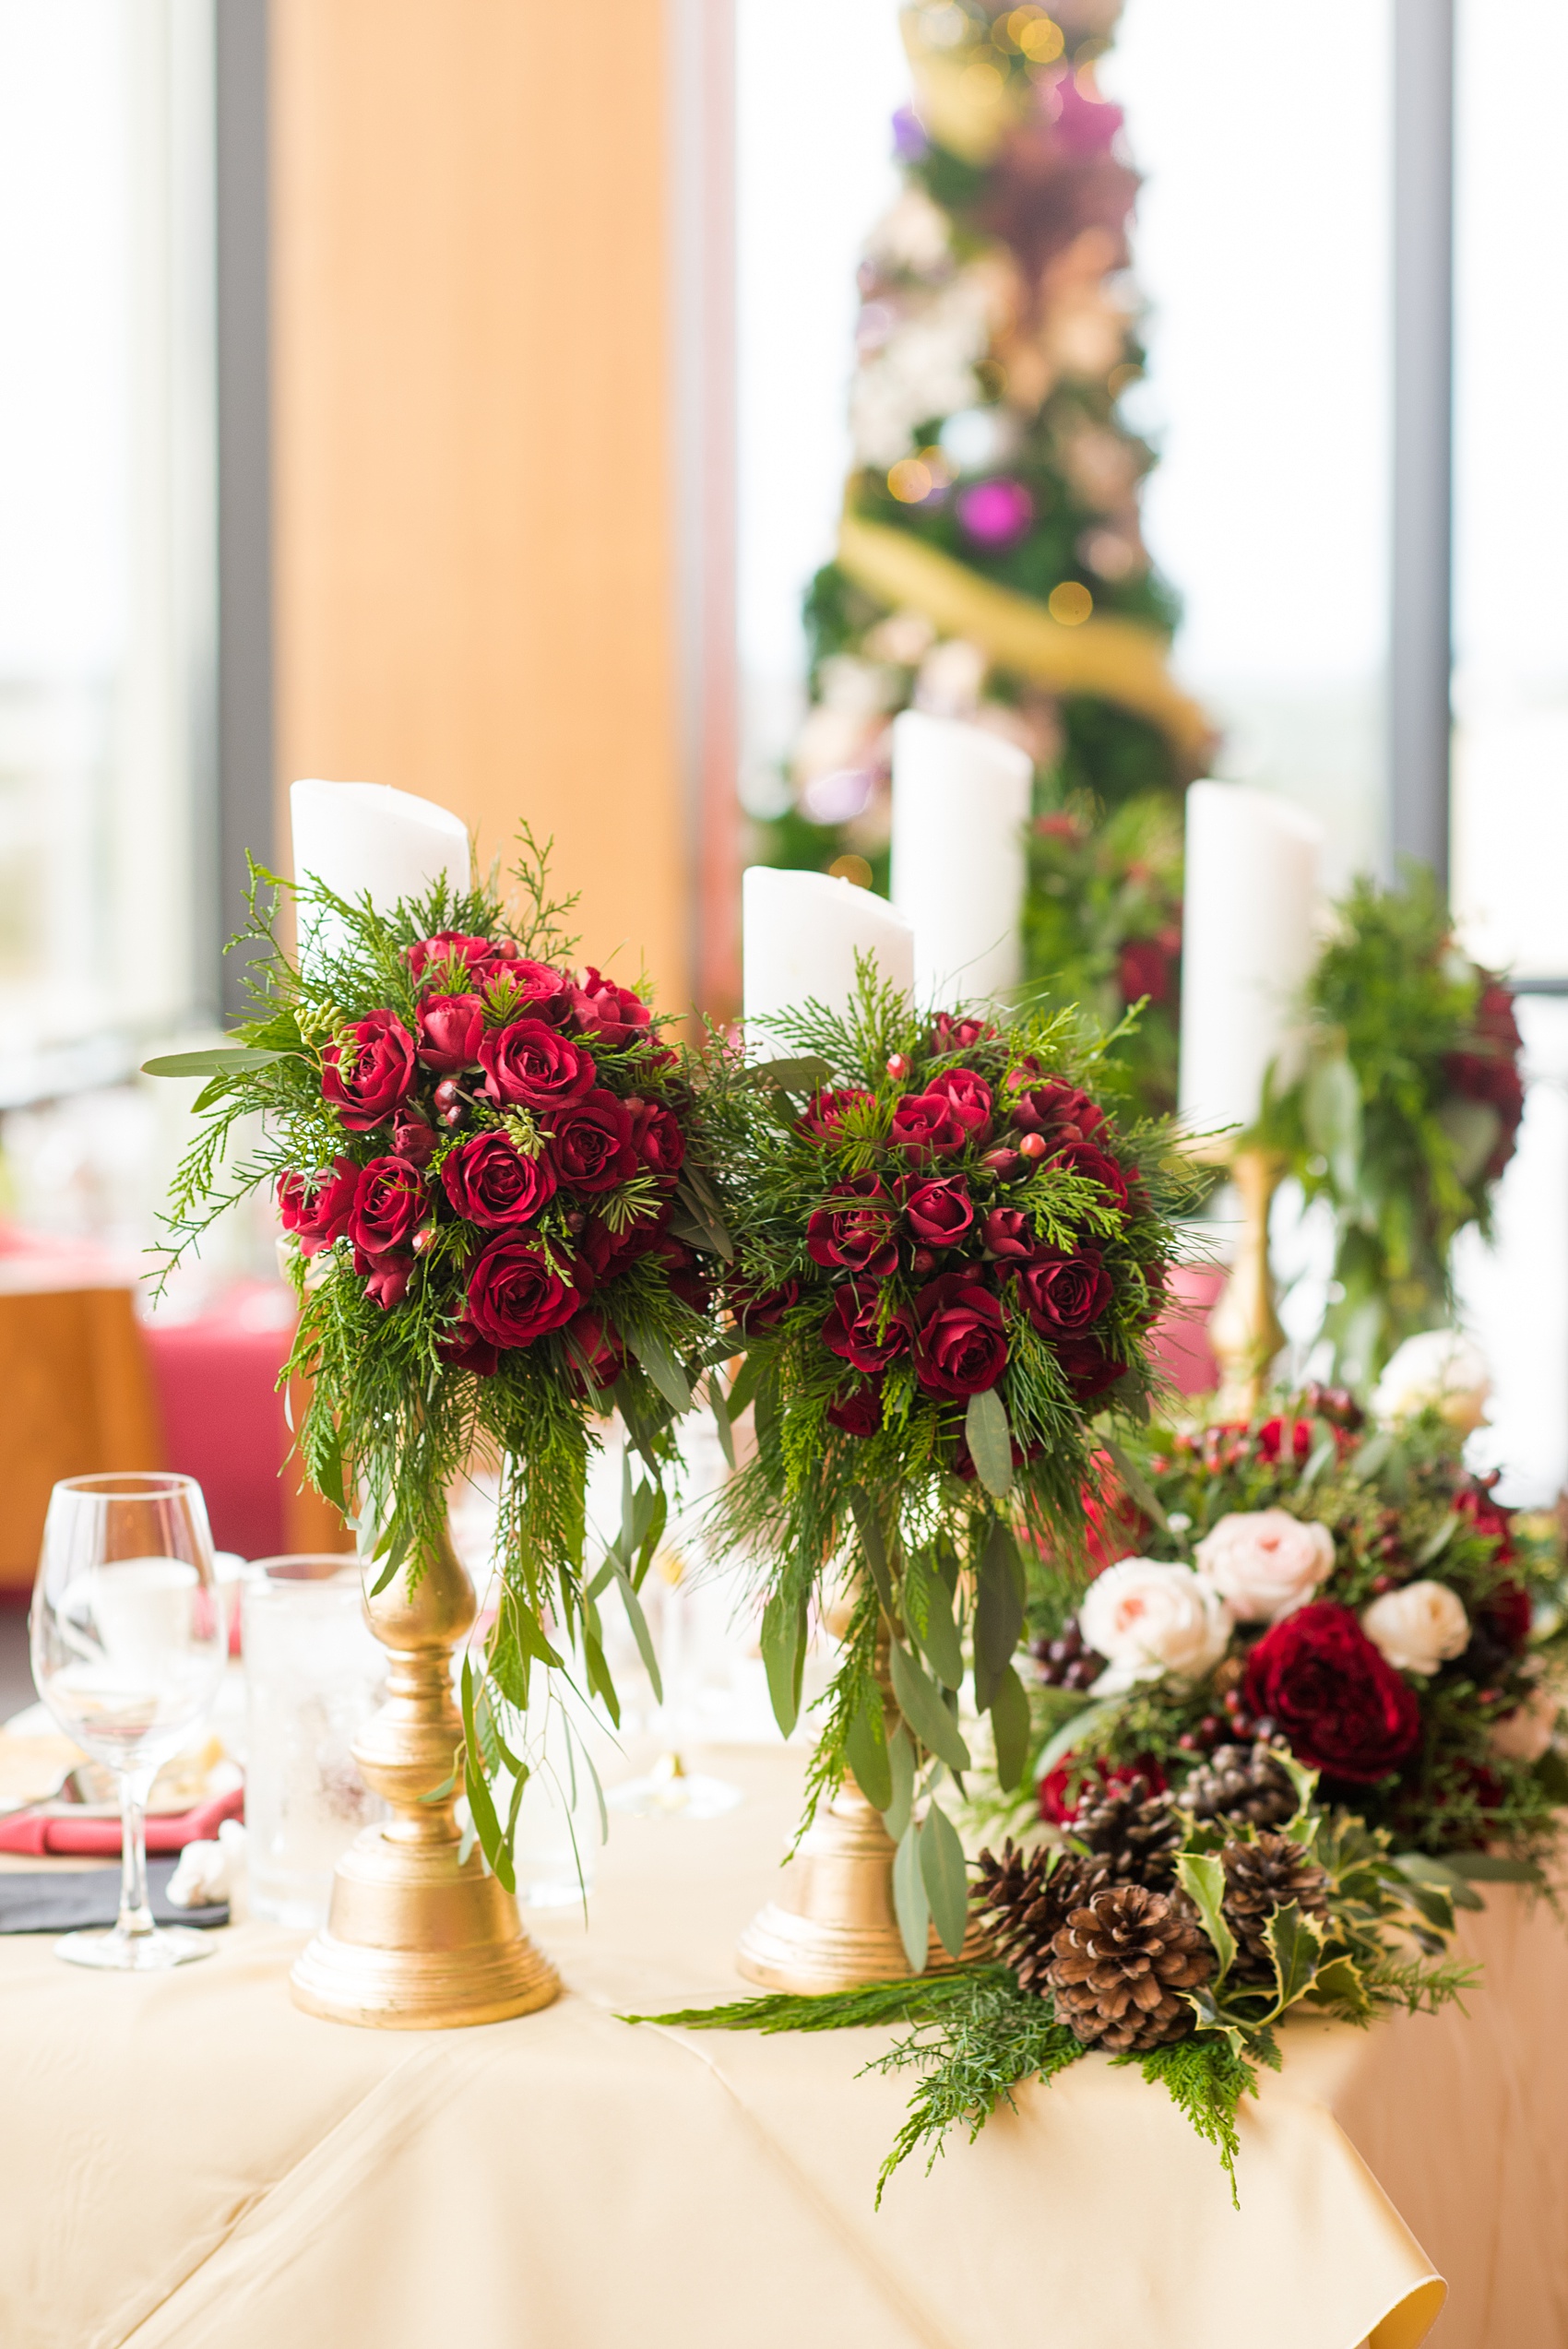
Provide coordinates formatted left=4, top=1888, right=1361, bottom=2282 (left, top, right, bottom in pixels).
left=742, top=866, right=915, bottom=1045
left=1178, top=781, right=1323, bottom=1137
left=290, top=780, right=470, bottom=914
left=889, top=710, right=1032, bottom=1006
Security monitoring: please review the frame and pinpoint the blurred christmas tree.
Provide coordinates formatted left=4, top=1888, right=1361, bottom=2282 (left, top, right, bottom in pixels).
left=755, top=0, right=1212, bottom=1113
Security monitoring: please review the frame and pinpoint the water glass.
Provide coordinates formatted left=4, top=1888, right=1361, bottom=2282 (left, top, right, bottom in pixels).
left=243, top=1555, right=386, bottom=1927
left=30, top=1472, right=227, bottom=1969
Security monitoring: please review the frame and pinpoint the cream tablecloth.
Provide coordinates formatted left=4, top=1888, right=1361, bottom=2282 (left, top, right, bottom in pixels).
left=0, top=1747, right=1563, bottom=2349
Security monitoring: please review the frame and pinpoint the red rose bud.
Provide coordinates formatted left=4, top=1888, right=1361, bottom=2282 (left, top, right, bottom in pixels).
left=826, top=1382, right=883, bottom=1438
left=822, top=1284, right=910, bottom=1374
left=441, top=1130, right=557, bottom=1229
left=437, top=1318, right=499, bottom=1378
left=806, top=1173, right=898, bottom=1279
left=730, top=1275, right=800, bottom=1335
left=416, top=992, right=485, bottom=1075
left=885, top=1053, right=910, bottom=1080
left=1009, top=1079, right=1106, bottom=1144
left=411, top=1225, right=436, bottom=1256
left=480, top=1019, right=597, bottom=1112
left=389, top=1109, right=438, bottom=1168
left=1242, top=1602, right=1420, bottom=1784
left=921, top=1066, right=992, bottom=1138
left=629, top=1098, right=686, bottom=1176
left=561, top=1307, right=625, bottom=1391
left=911, top=1248, right=935, bottom=1275
left=1017, top=1132, right=1047, bottom=1161
left=1051, top=1137, right=1131, bottom=1211
left=910, top=1271, right=1007, bottom=1397
left=321, top=1010, right=417, bottom=1132
left=348, top=1156, right=427, bottom=1257
left=889, top=1091, right=968, bottom=1161
left=981, top=1146, right=1021, bottom=1178
left=544, top=1088, right=637, bottom=1194
left=570, top=967, right=652, bottom=1049
left=357, top=1250, right=414, bottom=1311
left=278, top=1157, right=361, bottom=1254
left=981, top=1205, right=1034, bottom=1260
left=900, top=1174, right=975, bottom=1249
left=799, top=1086, right=874, bottom=1141
left=1015, top=1244, right=1111, bottom=1335
left=465, top=1235, right=585, bottom=1348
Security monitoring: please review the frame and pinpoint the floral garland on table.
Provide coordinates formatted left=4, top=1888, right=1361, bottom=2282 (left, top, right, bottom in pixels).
left=694, top=972, right=1197, bottom=1962
left=148, top=841, right=732, bottom=1880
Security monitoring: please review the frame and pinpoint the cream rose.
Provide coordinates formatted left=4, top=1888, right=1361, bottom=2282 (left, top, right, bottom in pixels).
left=1080, top=1558, right=1231, bottom=1697
left=1193, top=1508, right=1336, bottom=1623
left=1360, top=1579, right=1470, bottom=1676
left=1489, top=1681, right=1561, bottom=1763
left=1372, top=1329, right=1491, bottom=1434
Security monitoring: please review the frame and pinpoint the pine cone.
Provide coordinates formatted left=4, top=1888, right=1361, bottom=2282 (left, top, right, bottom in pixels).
left=1220, top=1833, right=1331, bottom=1979
left=1182, top=1740, right=1299, bottom=1830
left=1047, top=1883, right=1215, bottom=2053
left=1072, top=1774, right=1181, bottom=1889
left=974, top=1841, right=1112, bottom=1994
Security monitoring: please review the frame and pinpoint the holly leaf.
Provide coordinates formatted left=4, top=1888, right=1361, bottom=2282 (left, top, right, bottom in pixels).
left=1263, top=1900, right=1323, bottom=2015
left=1177, top=1851, right=1237, bottom=1985
left=1309, top=1954, right=1371, bottom=2017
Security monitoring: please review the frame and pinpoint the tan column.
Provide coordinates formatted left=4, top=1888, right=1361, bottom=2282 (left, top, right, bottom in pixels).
left=270, top=0, right=688, bottom=1013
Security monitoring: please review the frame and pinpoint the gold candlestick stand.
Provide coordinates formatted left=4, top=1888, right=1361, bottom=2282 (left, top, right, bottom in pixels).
left=291, top=1524, right=559, bottom=2030
left=1207, top=1145, right=1288, bottom=1421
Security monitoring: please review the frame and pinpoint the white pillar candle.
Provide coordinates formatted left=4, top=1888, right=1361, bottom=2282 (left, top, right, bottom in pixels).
left=742, top=866, right=914, bottom=1045
left=889, top=709, right=1032, bottom=1007
left=1178, top=780, right=1323, bottom=1137
left=290, top=779, right=470, bottom=914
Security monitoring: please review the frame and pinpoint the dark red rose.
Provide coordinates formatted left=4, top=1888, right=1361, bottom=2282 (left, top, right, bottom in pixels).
left=407, top=931, right=505, bottom=984
left=800, top=1086, right=874, bottom=1141
left=731, top=1275, right=799, bottom=1334
left=628, top=1097, right=686, bottom=1176
left=1009, top=1079, right=1105, bottom=1144
left=1053, top=1335, right=1128, bottom=1403
left=901, top=1175, right=975, bottom=1250
left=910, top=1271, right=1007, bottom=1396
left=1051, top=1138, right=1131, bottom=1213
left=921, top=1067, right=992, bottom=1138
left=580, top=1193, right=672, bottom=1283
left=652, top=1234, right=710, bottom=1314
left=389, top=1109, right=437, bottom=1168
left=1118, top=936, right=1177, bottom=1008
left=348, top=1156, right=427, bottom=1256
left=466, top=1236, right=585, bottom=1347
left=278, top=1156, right=360, bottom=1254
left=1444, top=979, right=1525, bottom=1180
left=1256, top=1417, right=1313, bottom=1464
left=1016, top=1245, right=1111, bottom=1335
left=416, top=992, right=485, bottom=1074
left=1243, top=1602, right=1422, bottom=1785
left=981, top=1205, right=1034, bottom=1260
left=1039, top=1758, right=1165, bottom=1827
left=480, top=1019, right=597, bottom=1112
left=561, top=1307, right=625, bottom=1390
left=890, top=1091, right=968, bottom=1161
left=823, top=1285, right=910, bottom=1374
left=321, top=1010, right=417, bottom=1132
left=545, top=1089, right=637, bottom=1194
left=487, top=957, right=573, bottom=1024
left=826, top=1382, right=883, bottom=1438
left=807, top=1174, right=898, bottom=1278
left=570, top=967, right=652, bottom=1049
left=357, top=1251, right=414, bottom=1311
left=931, top=1012, right=997, bottom=1054
left=1475, top=1579, right=1532, bottom=1652
left=438, top=1319, right=499, bottom=1377
left=441, top=1131, right=557, bottom=1228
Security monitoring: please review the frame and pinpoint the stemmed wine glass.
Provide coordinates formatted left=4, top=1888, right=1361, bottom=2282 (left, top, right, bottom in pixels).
left=30, top=1473, right=228, bottom=1969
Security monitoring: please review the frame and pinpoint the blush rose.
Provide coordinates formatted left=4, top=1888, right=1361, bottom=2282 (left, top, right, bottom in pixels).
left=1193, top=1508, right=1336, bottom=1624
left=1078, top=1558, right=1230, bottom=1696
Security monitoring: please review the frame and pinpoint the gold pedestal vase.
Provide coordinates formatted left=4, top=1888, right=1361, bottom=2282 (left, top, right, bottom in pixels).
left=291, top=1524, right=559, bottom=2030
left=736, top=1773, right=915, bottom=1992
left=1208, top=1145, right=1288, bottom=1421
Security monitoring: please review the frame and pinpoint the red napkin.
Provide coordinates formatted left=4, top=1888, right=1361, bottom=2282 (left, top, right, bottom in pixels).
left=0, top=1782, right=244, bottom=1857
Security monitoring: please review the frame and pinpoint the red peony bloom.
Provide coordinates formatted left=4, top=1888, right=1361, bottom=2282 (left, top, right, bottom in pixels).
left=1014, top=1243, right=1111, bottom=1335
left=890, top=1091, right=968, bottom=1161
left=357, top=1251, right=414, bottom=1311
left=1052, top=1334, right=1128, bottom=1403
left=1051, top=1137, right=1131, bottom=1213
left=348, top=1156, right=427, bottom=1256
left=800, top=1086, right=874, bottom=1141
left=1008, top=1078, right=1105, bottom=1144
left=480, top=1019, right=597, bottom=1112
left=416, top=992, right=485, bottom=1075
left=981, top=1204, right=1034, bottom=1260
left=826, top=1382, right=883, bottom=1438
left=466, top=1236, right=585, bottom=1348
left=437, top=1318, right=499, bottom=1377
left=823, top=1285, right=910, bottom=1374
left=441, top=1131, right=557, bottom=1228
left=731, top=1275, right=800, bottom=1335
left=1243, top=1602, right=1421, bottom=1784
left=910, top=1271, right=1007, bottom=1396
left=900, top=1174, right=976, bottom=1250
left=278, top=1156, right=361, bottom=1254
left=628, top=1097, right=686, bottom=1176
left=806, top=1174, right=898, bottom=1278
left=321, top=1010, right=417, bottom=1132
left=570, top=967, right=652, bottom=1049
left=544, top=1089, right=638, bottom=1194
left=560, top=1307, right=625, bottom=1390
left=921, top=1067, right=993, bottom=1138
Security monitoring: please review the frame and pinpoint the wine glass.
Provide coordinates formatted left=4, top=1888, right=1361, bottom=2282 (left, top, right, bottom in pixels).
left=30, top=1473, right=228, bottom=1969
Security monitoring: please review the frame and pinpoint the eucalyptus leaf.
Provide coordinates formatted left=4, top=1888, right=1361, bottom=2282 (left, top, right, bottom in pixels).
left=964, top=1385, right=1014, bottom=1501
left=881, top=1722, right=916, bottom=1845
left=887, top=1638, right=971, bottom=1774
left=892, top=1820, right=931, bottom=1973
left=609, top=1560, right=663, bottom=1704
left=1176, top=1851, right=1236, bottom=1984
left=906, top=1548, right=963, bottom=1691
left=972, top=1519, right=1024, bottom=1713
left=1417, top=1512, right=1460, bottom=1565
left=848, top=1487, right=897, bottom=1620
left=843, top=1681, right=893, bottom=1812
left=707, top=1372, right=736, bottom=1469
left=919, top=1801, right=970, bottom=1959
left=623, top=1325, right=693, bottom=1415
left=141, top=1046, right=286, bottom=1079
left=989, top=1661, right=1031, bottom=1795
left=759, top=1590, right=807, bottom=1738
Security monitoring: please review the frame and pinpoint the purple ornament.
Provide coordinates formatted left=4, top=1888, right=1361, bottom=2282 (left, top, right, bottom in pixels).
left=891, top=104, right=928, bottom=163
left=956, top=477, right=1035, bottom=551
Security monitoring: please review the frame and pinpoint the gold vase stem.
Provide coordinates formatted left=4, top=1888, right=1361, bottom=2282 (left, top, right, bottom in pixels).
left=1207, top=1145, right=1287, bottom=1422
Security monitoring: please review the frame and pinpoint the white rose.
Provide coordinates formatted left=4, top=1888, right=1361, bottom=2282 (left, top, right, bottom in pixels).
left=1080, top=1558, right=1231, bottom=1698
left=1193, top=1509, right=1336, bottom=1624
left=1360, top=1580, right=1470, bottom=1676
left=1372, top=1330, right=1491, bottom=1434
left=1489, top=1681, right=1561, bottom=1764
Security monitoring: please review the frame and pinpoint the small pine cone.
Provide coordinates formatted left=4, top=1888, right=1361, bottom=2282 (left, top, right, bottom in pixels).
left=974, top=1841, right=1112, bottom=1996
left=1047, top=1883, right=1215, bottom=2053
left=1220, top=1833, right=1331, bottom=1979
left=1182, top=1740, right=1299, bottom=1830
left=1073, top=1774, right=1182, bottom=1889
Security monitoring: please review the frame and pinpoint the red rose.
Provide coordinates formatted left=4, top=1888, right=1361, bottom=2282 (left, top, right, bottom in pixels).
left=1053, top=1334, right=1127, bottom=1403
left=800, top=1086, right=874, bottom=1141
left=921, top=1067, right=992, bottom=1138
left=389, top=1109, right=437, bottom=1168
left=822, top=1285, right=910, bottom=1374
left=480, top=1020, right=597, bottom=1112
left=407, top=931, right=507, bottom=984
left=490, top=958, right=574, bottom=1025
left=806, top=1175, right=898, bottom=1278
left=981, top=1206, right=1034, bottom=1260
left=278, top=1156, right=360, bottom=1254
left=628, top=1097, right=686, bottom=1176
left=1051, top=1137, right=1130, bottom=1212
left=1242, top=1602, right=1421, bottom=1785
left=1256, top=1417, right=1313, bottom=1464
left=357, top=1251, right=414, bottom=1311
left=890, top=1091, right=968, bottom=1161
left=652, top=1234, right=710, bottom=1314
left=1039, top=1758, right=1165, bottom=1827
left=441, top=1131, right=557, bottom=1228
left=561, top=1307, right=625, bottom=1390
left=438, top=1319, right=499, bottom=1377
left=545, top=1089, right=637, bottom=1194
left=1009, top=1079, right=1105, bottom=1144
left=901, top=1175, right=975, bottom=1250
left=348, top=1156, right=427, bottom=1256
left=321, top=1010, right=416, bottom=1132
left=570, top=967, right=652, bottom=1049
left=910, top=1271, right=1007, bottom=1396
left=1117, top=937, right=1177, bottom=1008
left=416, top=992, right=485, bottom=1075
left=466, top=1236, right=585, bottom=1348
left=731, top=1275, right=799, bottom=1334
left=580, top=1195, right=671, bottom=1283
left=826, top=1382, right=883, bottom=1438
left=1015, top=1245, right=1111, bottom=1335
left=931, top=1012, right=996, bottom=1054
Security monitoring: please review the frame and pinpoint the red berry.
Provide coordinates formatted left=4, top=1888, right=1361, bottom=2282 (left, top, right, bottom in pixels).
left=441, top=1105, right=465, bottom=1130
left=1371, top=1573, right=1394, bottom=1595
left=885, top=1053, right=909, bottom=1080
left=1178, top=1731, right=1199, bottom=1752
left=1199, top=1715, right=1221, bottom=1742
left=1223, top=1688, right=1244, bottom=1714
left=434, top=1079, right=460, bottom=1111
left=1252, top=1715, right=1277, bottom=1742
left=411, top=1226, right=435, bottom=1256
left=1017, top=1132, right=1047, bottom=1161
